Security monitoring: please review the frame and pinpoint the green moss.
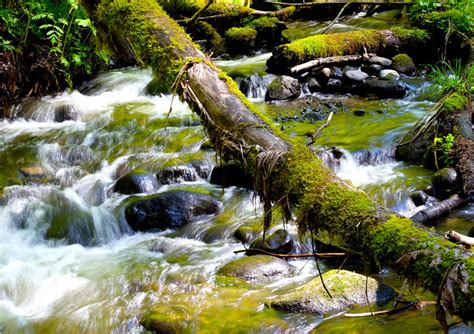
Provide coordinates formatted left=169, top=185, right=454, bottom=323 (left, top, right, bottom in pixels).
left=225, top=27, right=257, bottom=43
left=268, top=28, right=429, bottom=69
left=442, top=92, right=469, bottom=113
left=392, top=53, right=414, bottom=67
left=275, top=6, right=296, bottom=21
left=244, top=17, right=279, bottom=30
left=97, top=0, right=202, bottom=94
left=411, top=9, right=473, bottom=35
left=196, top=21, right=224, bottom=54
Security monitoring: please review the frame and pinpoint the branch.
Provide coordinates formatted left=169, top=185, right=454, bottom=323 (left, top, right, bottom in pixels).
left=307, top=111, right=333, bottom=146
left=445, top=230, right=474, bottom=248
left=233, top=248, right=346, bottom=257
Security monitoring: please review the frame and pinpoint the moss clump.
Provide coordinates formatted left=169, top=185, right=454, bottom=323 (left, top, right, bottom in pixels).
left=411, top=9, right=473, bottom=36
left=267, top=28, right=429, bottom=71
left=196, top=21, right=224, bottom=54
left=392, top=53, right=415, bottom=67
left=217, top=254, right=293, bottom=280
left=442, top=92, right=469, bottom=113
left=244, top=17, right=280, bottom=30
left=97, top=0, right=203, bottom=94
left=225, top=27, right=257, bottom=43
left=142, top=304, right=193, bottom=333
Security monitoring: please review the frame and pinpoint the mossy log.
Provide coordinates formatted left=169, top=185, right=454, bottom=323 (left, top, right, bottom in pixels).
left=267, top=28, right=431, bottom=74
left=87, top=0, right=473, bottom=322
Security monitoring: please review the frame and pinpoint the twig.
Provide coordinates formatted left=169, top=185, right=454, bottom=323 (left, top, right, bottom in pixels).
left=188, top=0, right=214, bottom=27
left=307, top=112, right=333, bottom=146
left=233, top=248, right=345, bottom=257
left=345, top=301, right=416, bottom=317
left=320, top=1, right=351, bottom=34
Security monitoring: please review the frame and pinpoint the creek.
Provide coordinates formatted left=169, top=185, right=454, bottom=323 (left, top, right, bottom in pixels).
left=0, top=11, right=472, bottom=334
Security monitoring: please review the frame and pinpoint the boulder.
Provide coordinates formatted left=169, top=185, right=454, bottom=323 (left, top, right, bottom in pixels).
left=218, top=255, right=293, bottom=281
left=54, top=104, right=80, bottom=122
left=325, top=78, right=343, bottom=92
left=353, top=79, right=406, bottom=98
left=210, top=163, right=253, bottom=189
left=304, top=77, right=322, bottom=93
left=410, top=190, right=430, bottom=206
left=361, top=64, right=382, bottom=76
left=156, top=165, right=199, bottom=184
left=392, top=53, right=416, bottom=75
left=249, top=229, right=294, bottom=254
left=265, top=76, right=301, bottom=101
left=379, top=69, right=400, bottom=80
left=344, top=69, right=369, bottom=82
left=114, top=169, right=160, bottom=195
left=330, top=67, right=344, bottom=79
left=125, top=190, right=220, bottom=231
left=268, top=270, right=395, bottom=315
left=432, top=168, right=459, bottom=199
left=234, top=226, right=257, bottom=244
left=316, top=67, right=331, bottom=85
left=369, top=56, right=392, bottom=67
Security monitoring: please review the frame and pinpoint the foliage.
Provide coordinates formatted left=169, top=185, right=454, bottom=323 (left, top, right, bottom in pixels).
left=427, top=60, right=473, bottom=101
left=0, top=0, right=107, bottom=89
left=434, top=133, right=455, bottom=166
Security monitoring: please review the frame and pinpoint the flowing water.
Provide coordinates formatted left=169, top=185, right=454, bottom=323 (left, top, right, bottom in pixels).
left=1, top=12, right=473, bottom=334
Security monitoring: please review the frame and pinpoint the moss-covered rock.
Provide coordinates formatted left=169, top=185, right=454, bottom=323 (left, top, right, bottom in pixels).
left=265, top=75, right=301, bottom=101
left=249, top=229, right=294, bottom=254
left=268, top=270, right=395, bottom=315
left=195, top=21, right=224, bottom=54
left=442, top=92, right=469, bottom=113
left=266, top=28, right=429, bottom=73
left=142, top=304, right=193, bottom=333
left=225, top=27, right=257, bottom=53
left=392, top=53, right=416, bottom=75
left=217, top=255, right=293, bottom=281
left=432, top=167, right=459, bottom=199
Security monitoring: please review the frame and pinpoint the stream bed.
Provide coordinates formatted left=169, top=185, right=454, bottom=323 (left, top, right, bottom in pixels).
left=1, top=11, right=473, bottom=334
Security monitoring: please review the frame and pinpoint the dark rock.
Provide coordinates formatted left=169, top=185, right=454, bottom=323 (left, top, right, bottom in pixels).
left=432, top=168, right=459, bottom=199
left=54, top=104, right=80, bottom=122
left=303, top=111, right=325, bottom=122
left=392, top=53, right=416, bottom=75
left=249, top=229, right=294, bottom=254
left=410, top=190, right=430, bottom=206
left=344, top=69, right=369, bottom=82
left=268, top=270, right=395, bottom=315
left=114, top=169, right=159, bottom=195
left=361, top=64, right=382, bottom=76
left=376, top=110, right=388, bottom=114
left=330, top=67, right=344, bottom=79
left=379, top=69, right=400, bottom=80
left=210, top=163, right=253, bottom=189
left=304, top=77, right=322, bottom=93
left=218, top=255, right=293, bottom=281
left=125, top=190, right=220, bottom=231
left=369, top=56, right=392, bottom=67
left=156, top=165, right=199, bottom=184
left=353, top=79, right=406, bottom=98
left=353, top=110, right=366, bottom=116
left=265, top=75, right=301, bottom=101
left=325, top=78, right=342, bottom=92
left=316, top=67, right=331, bottom=85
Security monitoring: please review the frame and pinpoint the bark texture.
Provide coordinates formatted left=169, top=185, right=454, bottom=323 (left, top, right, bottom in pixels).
left=87, top=0, right=473, bottom=321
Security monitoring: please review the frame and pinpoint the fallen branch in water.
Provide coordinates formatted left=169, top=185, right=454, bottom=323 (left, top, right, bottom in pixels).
left=233, top=248, right=345, bottom=258
left=411, top=194, right=465, bottom=225
left=445, top=230, right=474, bottom=248
left=344, top=300, right=436, bottom=318
left=307, top=112, right=333, bottom=146
left=291, top=54, right=374, bottom=75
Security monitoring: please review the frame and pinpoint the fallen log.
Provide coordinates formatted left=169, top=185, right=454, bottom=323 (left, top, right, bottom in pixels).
left=291, top=54, right=373, bottom=75
left=411, top=194, right=466, bottom=225
left=87, top=0, right=473, bottom=322
left=267, top=28, right=431, bottom=73
left=445, top=230, right=474, bottom=248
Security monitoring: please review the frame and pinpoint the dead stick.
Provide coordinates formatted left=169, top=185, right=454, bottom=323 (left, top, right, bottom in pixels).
left=345, top=301, right=416, bottom=317
left=445, top=230, right=474, bottom=248
left=320, top=1, right=351, bottom=34
left=307, top=111, right=333, bottom=146
left=233, top=248, right=345, bottom=257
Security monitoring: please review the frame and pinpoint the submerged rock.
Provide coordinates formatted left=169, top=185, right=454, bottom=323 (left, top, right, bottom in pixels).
left=142, top=305, right=192, bottom=333
left=210, top=163, right=253, bottom=189
left=234, top=226, right=258, bottom=244
left=125, top=190, right=220, bottom=231
left=265, top=75, right=301, bottom=101
left=410, top=190, right=431, bottom=206
left=249, top=229, right=294, bottom=254
left=432, top=168, right=459, bottom=199
left=392, top=53, right=416, bottom=75
left=268, top=270, right=395, bottom=315
left=156, top=165, right=199, bottom=184
left=114, top=169, right=160, bottom=195
left=218, top=255, right=293, bottom=281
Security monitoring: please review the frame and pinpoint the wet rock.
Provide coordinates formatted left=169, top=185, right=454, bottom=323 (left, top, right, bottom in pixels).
left=302, top=109, right=325, bottom=122
left=210, top=163, right=253, bottom=189
left=218, top=255, right=293, bottom=281
left=392, top=53, right=416, bottom=75
left=114, top=169, right=159, bottom=195
left=234, top=226, right=257, bottom=244
left=249, top=229, right=294, bottom=254
left=361, top=64, right=382, bottom=76
left=19, top=166, right=48, bottom=179
left=344, top=69, right=369, bottom=82
left=325, top=78, right=342, bottom=92
left=369, top=56, right=392, bottom=67
left=316, top=67, right=331, bottom=85
left=432, top=168, right=459, bottom=199
left=353, top=110, right=366, bottom=116
left=156, top=165, right=199, bottom=184
left=54, top=104, right=80, bottom=122
left=410, top=190, right=430, bottom=206
left=142, top=305, right=192, bottom=334
left=379, top=69, right=400, bottom=80
left=330, top=67, right=344, bottom=79
left=125, top=190, right=220, bottom=231
left=268, top=270, right=395, bottom=315
left=265, top=76, right=301, bottom=101
left=304, top=77, right=322, bottom=93
left=353, top=79, right=406, bottom=98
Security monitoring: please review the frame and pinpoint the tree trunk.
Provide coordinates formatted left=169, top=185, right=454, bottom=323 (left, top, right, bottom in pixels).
left=411, top=194, right=466, bottom=225
left=86, top=0, right=473, bottom=322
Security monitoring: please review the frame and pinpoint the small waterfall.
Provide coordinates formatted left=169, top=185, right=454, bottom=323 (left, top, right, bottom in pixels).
left=237, top=73, right=276, bottom=101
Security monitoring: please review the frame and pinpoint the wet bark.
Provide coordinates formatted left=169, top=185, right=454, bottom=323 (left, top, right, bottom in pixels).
left=411, top=194, right=466, bottom=225
left=85, top=0, right=473, bottom=322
